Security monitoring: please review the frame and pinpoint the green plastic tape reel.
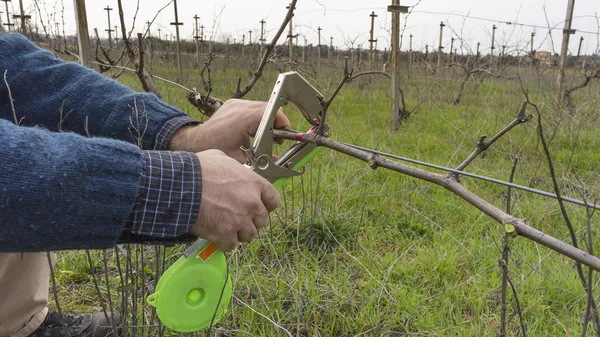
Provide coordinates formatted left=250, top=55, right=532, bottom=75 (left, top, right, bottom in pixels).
left=146, top=241, right=232, bottom=332
left=146, top=147, right=323, bottom=332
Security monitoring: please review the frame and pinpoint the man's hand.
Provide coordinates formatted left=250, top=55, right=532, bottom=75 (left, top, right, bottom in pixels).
left=169, top=99, right=291, bottom=163
left=189, top=150, right=280, bottom=251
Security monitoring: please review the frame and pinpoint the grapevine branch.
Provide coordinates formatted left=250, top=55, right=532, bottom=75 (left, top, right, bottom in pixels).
left=454, top=101, right=532, bottom=173
left=187, top=55, right=224, bottom=117
left=272, top=128, right=600, bottom=272
left=528, top=100, right=600, bottom=333
left=579, top=187, right=598, bottom=336
left=116, top=0, right=160, bottom=97
left=92, top=28, right=114, bottom=73
left=316, top=57, right=353, bottom=135
left=347, top=71, right=391, bottom=81
left=564, top=67, right=600, bottom=114
left=501, top=157, right=528, bottom=336
left=233, top=0, right=298, bottom=98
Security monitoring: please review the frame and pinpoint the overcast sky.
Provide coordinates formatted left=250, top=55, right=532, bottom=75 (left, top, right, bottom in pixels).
left=4, top=0, right=600, bottom=55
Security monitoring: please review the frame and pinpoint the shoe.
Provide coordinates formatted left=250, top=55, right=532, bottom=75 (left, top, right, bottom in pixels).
left=29, top=311, right=121, bottom=337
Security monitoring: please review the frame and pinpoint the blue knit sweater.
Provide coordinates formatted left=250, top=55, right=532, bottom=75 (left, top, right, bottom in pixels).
left=0, top=33, right=190, bottom=251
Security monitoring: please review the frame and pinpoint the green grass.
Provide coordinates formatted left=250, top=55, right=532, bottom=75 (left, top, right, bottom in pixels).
left=50, top=56, right=600, bottom=336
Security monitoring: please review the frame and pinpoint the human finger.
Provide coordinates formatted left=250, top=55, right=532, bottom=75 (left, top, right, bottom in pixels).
left=242, top=101, right=287, bottom=127
left=237, top=224, right=258, bottom=243
left=218, top=236, right=239, bottom=252
left=274, top=108, right=290, bottom=145
left=253, top=207, right=270, bottom=230
left=260, top=180, right=281, bottom=212
left=274, top=107, right=291, bottom=129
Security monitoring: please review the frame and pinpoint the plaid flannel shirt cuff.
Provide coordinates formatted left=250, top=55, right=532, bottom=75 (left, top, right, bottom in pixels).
left=125, top=151, right=201, bottom=238
left=154, top=116, right=201, bottom=150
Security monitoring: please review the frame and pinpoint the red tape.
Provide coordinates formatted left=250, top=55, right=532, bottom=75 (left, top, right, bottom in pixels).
left=295, top=133, right=304, bottom=141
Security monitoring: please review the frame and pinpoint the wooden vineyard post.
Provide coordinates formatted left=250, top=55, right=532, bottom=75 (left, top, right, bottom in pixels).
left=388, top=0, right=408, bottom=131
left=73, top=0, right=91, bottom=68
left=2, top=0, right=14, bottom=32
left=490, top=24, right=496, bottom=70
left=554, top=0, right=576, bottom=109
left=437, top=21, right=444, bottom=71
left=104, top=6, right=113, bottom=48
left=170, top=0, right=183, bottom=83
left=369, top=11, right=378, bottom=70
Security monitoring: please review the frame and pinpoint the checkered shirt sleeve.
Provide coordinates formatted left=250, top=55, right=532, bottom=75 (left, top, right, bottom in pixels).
left=153, top=115, right=201, bottom=150
left=124, top=150, right=202, bottom=238
left=121, top=116, right=203, bottom=240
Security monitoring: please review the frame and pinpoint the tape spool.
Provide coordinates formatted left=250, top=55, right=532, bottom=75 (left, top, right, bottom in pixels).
left=146, top=242, right=232, bottom=332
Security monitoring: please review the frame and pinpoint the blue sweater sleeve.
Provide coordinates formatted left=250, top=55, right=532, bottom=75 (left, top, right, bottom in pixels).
left=0, top=119, right=144, bottom=252
left=0, top=33, right=188, bottom=150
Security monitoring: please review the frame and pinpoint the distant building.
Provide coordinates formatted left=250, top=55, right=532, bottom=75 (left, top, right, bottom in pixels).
left=536, top=51, right=553, bottom=66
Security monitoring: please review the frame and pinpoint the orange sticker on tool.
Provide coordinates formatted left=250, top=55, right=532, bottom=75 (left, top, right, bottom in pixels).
left=196, top=242, right=219, bottom=261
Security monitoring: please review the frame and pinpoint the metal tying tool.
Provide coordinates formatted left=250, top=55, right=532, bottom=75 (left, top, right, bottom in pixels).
left=146, top=71, right=328, bottom=332
left=244, top=71, right=329, bottom=189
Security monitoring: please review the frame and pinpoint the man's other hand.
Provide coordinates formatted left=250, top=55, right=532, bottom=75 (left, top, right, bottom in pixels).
left=189, top=150, right=280, bottom=251
left=169, top=99, right=291, bottom=163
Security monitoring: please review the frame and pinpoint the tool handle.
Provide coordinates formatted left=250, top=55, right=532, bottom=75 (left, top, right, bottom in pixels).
left=272, top=147, right=324, bottom=191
